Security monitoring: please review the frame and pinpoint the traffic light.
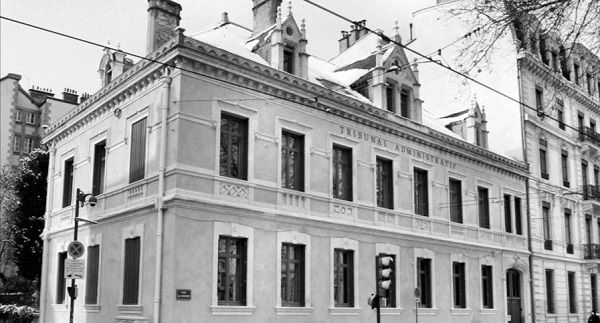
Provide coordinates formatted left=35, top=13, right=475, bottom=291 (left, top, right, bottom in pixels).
left=378, top=256, right=394, bottom=291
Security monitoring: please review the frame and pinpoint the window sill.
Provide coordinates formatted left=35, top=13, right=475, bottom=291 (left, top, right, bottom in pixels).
left=210, top=305, right=256, bottom=316
left=83, top=304, right=101, bottom=312
left=275, top=306, right=313, bottom=315
left=117, top=305, right=143, bottom=315
left=51, top=304, right=68, bottom=311
left=480, top=308, right=497, bottom=315
left=451, top=308, right=471, bottom=315
left=380, top=307, right=404, bottom=315
left=414, top=307, right=438, bottom=315
left=328, top=307, right=362, bottom=315
left=115, top=315, right=148, bottom=323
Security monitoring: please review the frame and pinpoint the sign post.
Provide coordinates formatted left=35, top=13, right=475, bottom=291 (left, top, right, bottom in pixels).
left=414, top=287, right=421, bottom=323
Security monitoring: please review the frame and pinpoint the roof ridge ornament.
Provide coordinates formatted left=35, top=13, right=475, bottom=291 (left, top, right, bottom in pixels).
left=287, top=0, right=293, bottom=17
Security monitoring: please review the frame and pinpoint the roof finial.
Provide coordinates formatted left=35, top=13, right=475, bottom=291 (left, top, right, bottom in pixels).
left=288, top=0, right=293, bottom=16
left=301, top=18, right=306, bottom=38
left=117, top=42, right=121, bottom=50
left=276, top=5, right=282, bottom=27
left=393, top=20, right=399, bottom=35
left=107, top=40, right=111, bottom=46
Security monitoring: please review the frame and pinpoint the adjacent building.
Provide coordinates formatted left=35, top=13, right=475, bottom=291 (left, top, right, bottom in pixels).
left=39, top=1, right=531, bottom=323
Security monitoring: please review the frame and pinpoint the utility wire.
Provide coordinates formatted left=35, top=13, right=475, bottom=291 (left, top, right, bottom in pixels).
left=300, top=0, right=598, bottom=142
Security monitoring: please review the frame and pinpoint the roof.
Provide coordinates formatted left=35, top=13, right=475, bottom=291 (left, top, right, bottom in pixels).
left=188, top=21, right=462, bottom=140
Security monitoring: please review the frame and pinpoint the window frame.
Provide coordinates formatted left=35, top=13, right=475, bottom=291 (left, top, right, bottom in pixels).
left=567, top=271, right=576, bottom=313
left=376, top=157, right=393, bottom=209
left=504, top=194, right=512, bottom=233
left=329, top=237, right=358, bottom=311
left=480, top=265, right=494, bottom=309
left=219, top=113, right=248, bottom=180
left=332, top=144, right=353, bottom=201
left=122, top=236, right=141, bottom=305
left=539, top=138, right=548, bottom=180
left=15, top=109, right=23, bottom=122
left=119, top=224, right=144, bottom=309
left=449, top=178, right=463, bottom=223
left=276, top=231, right=311, bottom=312
left=477, top=186, right=490, bottom=229
left=62, top=157, right=74, bottom=208
left=25, top=111, right=35, bottom=125
left=217, top=235, right=248, bottom=306
left=55, top=251, right=67, bottom=304
left=92, top=140, right=107, bottom=196
left=280, top=243, right=305, bottom=307
left=128, top=116, right=148, bottom=183
left=281, top=130, right=305, bottom=191
left=333, top=248, right=354, bottom=307
left=413, top=167, right=429, bottom=216
left=545, top=269, right=555, bottom=313
left=565, top=209, right=573, bottom=254
left=514, top=197, right=523, bottom=235
left=452, top=261, right=466, bottom=309
left=13, top=135, right=20, bottom=153
left=85, top=244, right=101, bottom=305
left=561, top=150, right=569, bottom=187
left=542, top=202, right=552, bottom=247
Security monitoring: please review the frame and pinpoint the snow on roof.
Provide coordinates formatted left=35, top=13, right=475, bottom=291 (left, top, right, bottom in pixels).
left=188, top=23, right=268, bottom=65
left=187, top=21, right=464, bottom=143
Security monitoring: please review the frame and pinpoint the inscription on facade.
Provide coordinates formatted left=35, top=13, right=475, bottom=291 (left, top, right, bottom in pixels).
left=339, top=126, right=457, bottom=169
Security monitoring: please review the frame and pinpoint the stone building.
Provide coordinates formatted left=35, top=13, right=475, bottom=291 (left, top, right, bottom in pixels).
left=0, top=73, right=81, bottom=167
left=39, top=1, right=530, bottom=322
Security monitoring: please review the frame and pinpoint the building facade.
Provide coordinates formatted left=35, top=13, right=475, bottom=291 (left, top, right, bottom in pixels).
left=39, top=1, right=530, bottom=322
left=516, top=17, right=600, bottom=323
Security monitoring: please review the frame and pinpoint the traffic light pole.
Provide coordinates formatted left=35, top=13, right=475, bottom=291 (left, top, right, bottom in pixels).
left=376, top=296, right=381, bottom=323
left=68, top=189, right=81, bottom=323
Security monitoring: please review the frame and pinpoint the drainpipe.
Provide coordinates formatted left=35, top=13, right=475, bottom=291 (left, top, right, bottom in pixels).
left=39, top=141, right=57, bottom=323
left=517, top=57, right=536, bottom=323
left=153, top=68, right=171, bottom=323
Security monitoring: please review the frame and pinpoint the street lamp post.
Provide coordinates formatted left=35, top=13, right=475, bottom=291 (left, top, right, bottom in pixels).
left=68, top=188, right=96, bottom=323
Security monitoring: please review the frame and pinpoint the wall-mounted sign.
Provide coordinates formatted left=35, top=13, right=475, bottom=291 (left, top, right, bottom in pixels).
left=176, top=289, right=191, bottom=301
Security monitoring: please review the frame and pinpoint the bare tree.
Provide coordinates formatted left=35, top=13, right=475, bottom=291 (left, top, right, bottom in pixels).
left=448, top=0, right=600, bottom=73
left=0, top=166, right=18, bottom=284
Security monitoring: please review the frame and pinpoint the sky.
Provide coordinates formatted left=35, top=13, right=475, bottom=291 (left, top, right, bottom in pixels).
left=0, top=0, right=526, bottom=157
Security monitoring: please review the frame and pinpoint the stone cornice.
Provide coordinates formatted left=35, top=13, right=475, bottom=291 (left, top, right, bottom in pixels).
left=519, top=51, right=600, bottom=113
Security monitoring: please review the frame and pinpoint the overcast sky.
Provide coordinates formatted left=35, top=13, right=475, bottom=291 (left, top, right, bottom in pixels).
left=1, top=0, right=430, bottom=94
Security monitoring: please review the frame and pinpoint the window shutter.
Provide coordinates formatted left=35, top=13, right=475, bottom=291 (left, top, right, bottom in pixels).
left=129, top=118, right=147, bottom=183
left=123, top=237, right=141, bottom=305
left=85, top=245, right=100, bottom=304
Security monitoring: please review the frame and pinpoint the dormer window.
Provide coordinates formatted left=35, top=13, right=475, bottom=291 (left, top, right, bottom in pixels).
left=283, top=46, right=294, bottom=74
left=385, top=85, right=395, bottom=112
left=574, top=62, right=580, bottom=85
left=105, top=63, right=113, bottom=85
left=400, top=88, right=410, bottom=118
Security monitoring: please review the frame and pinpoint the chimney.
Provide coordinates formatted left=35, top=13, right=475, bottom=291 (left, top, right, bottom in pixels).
left=29, top=86, right=55, bottom=105
left=252, top=0, right=282, bottom=36
left=146, top=0, right=182, bottom=55
left=62, top=88, right=79, bottom=104
left=338, top=31, right=350, bottom=53
left=338, top=20, right=368, bottom=53
left=80, top=93, right=91, bottom=104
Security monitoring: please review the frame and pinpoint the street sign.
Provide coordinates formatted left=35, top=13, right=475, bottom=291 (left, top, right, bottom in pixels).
left=65, top=259, right=85, bottom=279
left=67, top=241, right=85, bottom=259
left=176, top=289, right=192, bottom=301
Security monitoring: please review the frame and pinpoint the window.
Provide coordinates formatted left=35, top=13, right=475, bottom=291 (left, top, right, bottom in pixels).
left=452, top=262, right=466, bottom=308
left=535, top=87, right=544, bottom=115
left=542, top=202, right=552, bottom=250
left=283, top=46, right=294, bottom=74
left=557, top=106, right=565, bottom=130
left=592, top=274, right=598, bottom=312
left=400, top=88, right=410, bottom=118
left=281, top=243, right=305, bottom=307
left=539, top=139, right=548, bottom=179
left=595, top=165, right=599, bottom=187
left=25, top=112, right=35, bottom=125
left=560, top=49, right=571, bottom=80
left=579, top=112, right=585, bottom=133
left=481, top=265, right=494, bottom=309
left=281, top=131, right=304, bottom=191
left=545, top=269, right=555, bottom=313
left=417, top=258, right=432, bottom=308
left=567, top=271, right=576, bottom=313
left=574, top=63, right=580, bottom=85
left=583, top=159, right=589, bottom=187
left=85, top=245, right=100, bottom=304
left=477, top=186, right=490, bottom=229
left=220, top=114, right=248, bottom=180
left=122, top=237, right=141, bottom=305
left=414, top=168, right=428, bottom=216
left=515, top=197, right=523, bottom=235
left=449, top=178, right=463, bottom=223
left=504, top=194, right=512, bottom=233
left=24, top=138, right=34, bottom=154
left=12, top=136, right=20, bottom=153
left=375, top=254, right=395, bottom=307
left=332, top=145, right=352, bottom=201
left=129, top=117, right=147, bottom=183
left=592, top=119, right=597, bottom=133
left=376, top=157, right=393, bottom=209
left=55, top=252, right=67, bottom=304
left=15, top=109, right=22, bottom=122
left=218, top=236, right=247, bottom=305
left=561, top=150, right=569, bottom=187
left=62, top=158, right=74, bottom=208
left=587, top=216, right=593, bottom=244
left=385, top=85, right=395, bottom=112
left=565, top=209, right=573, bottom=254
left=539, top=37, right=548, bottom=64
left=92, top=141, right=107, bottom=195
left=587, top=73, right=593, bottom=94
left=333, top=249, right=354, bottom=307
